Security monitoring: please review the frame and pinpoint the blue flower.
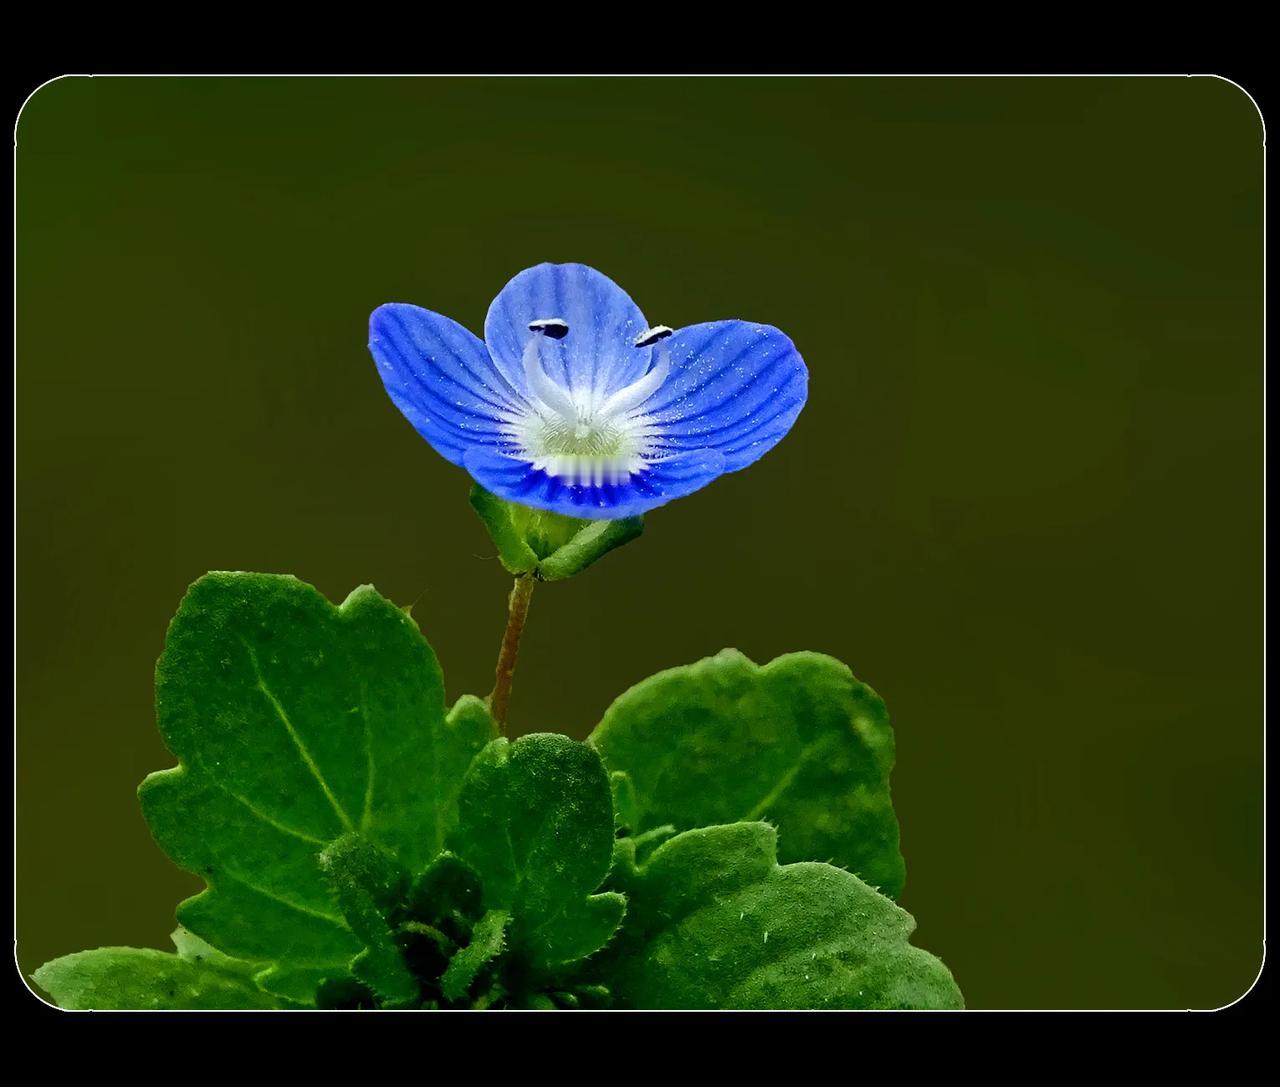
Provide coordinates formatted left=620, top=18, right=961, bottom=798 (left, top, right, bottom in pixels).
left=368, top=262, right=808, bottom=520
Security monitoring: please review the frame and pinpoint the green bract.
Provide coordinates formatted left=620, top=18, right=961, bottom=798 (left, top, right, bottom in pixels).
left=31, top=572, right=961, bottom=1011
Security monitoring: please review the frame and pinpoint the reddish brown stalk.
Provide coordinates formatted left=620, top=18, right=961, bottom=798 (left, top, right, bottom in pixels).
left=488, top=575, right=536, bottom=731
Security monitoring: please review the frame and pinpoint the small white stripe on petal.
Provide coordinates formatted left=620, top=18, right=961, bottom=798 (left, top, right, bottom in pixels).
left=596, top=347, right=671, bottom=419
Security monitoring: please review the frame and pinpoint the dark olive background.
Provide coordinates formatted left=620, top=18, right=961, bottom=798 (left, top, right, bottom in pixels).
left=16, top=76, right=1263, bottom=1009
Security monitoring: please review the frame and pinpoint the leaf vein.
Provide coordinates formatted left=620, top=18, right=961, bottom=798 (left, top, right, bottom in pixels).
left=220, top=867, right=349, bottom=927
left=215, top=782, right=329, bottom=846
left=359, top=684, right=374, bottom=833
left=240, top=639, right=355, bottom=833
left=740, top=734, right=841, bottom=823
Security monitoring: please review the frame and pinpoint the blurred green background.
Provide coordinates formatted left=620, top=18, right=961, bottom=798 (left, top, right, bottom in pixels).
left=16, top=76, right=1263, bottom=1009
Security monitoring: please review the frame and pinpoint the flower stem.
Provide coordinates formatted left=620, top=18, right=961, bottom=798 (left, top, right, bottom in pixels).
left=489, top=575, right=536, bottom=732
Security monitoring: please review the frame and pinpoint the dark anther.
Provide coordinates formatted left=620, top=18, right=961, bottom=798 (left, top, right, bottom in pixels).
left=633, top=325, right=674, bottom=348
left=528, top=318, right=570, bottom=339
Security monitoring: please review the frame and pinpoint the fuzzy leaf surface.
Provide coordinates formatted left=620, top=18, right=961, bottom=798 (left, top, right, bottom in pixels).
left=449, top=734, right=625, bottom=973
left=598, top=823, right=962, bottom=1010
left=440, top=909, right=509, bottom=1002
left=32, top=930, right=291, bottom=1010
left=138, top=572, right=496, bottom=1000
left=319, top=834, right=419, bottom=1007
left=590, top=650, right=906, bottom=897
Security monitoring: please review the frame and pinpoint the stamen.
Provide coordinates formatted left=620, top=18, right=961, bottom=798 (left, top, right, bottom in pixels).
left=528, top=317, right=570, bottom=340
left=633, top=325, right=674, bottom=348
left=522, top=336, right=579, bottom=425
left=596, top=347, right=672, bottom=418
left=511, top=316, right=669, bottom=486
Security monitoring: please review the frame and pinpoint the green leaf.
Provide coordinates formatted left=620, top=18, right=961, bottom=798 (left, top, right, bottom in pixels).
left=138, top=572, right=496, bottom=1001
left=315, top=977, right=379, bottom=1009
left=553, top=984, right=611, bottom=1009
left=170, top=926, right=243, bottom=966
left=393, top=852, right=486, bottom=994
left=32, top=932, right=292, bottom=1010
left=407, top=851, right=485, bottom=928
left=469, top=484, right=643, bottom=581
left=589, top=650, right=906, bottom=898
left=598, top=823, right=963, bottom=1010
left=440, top=908, right=509, bottom=1003
left=318, top=834, right=419, bottom=1007
left=169, top=926, right=261, bottom=977
left=449, top=734, right=626, bottom=973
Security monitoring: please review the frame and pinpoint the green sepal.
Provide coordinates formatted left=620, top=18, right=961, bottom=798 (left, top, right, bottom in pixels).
left=469, top=485, right=643, bottom=581
left=469, top=486, right=539, bottom=574
left=535, top=518, right=645, bottom=581
left=318, top=834, right=419, bottom=1008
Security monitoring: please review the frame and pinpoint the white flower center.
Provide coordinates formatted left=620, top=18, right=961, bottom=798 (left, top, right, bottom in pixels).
left=505, top=327, right=671, bottom=486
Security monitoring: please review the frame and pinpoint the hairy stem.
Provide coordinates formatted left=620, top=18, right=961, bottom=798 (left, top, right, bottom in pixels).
left=488, top=575, right=535, bottom=731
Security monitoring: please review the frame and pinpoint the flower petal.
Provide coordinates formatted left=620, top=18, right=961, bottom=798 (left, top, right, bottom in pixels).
left=369, top=303, right=524, bottom=467
left=463, top=447, right=727, bottom=521
left=642, top=321, right=808, bottom=472
left=484, top=263, right=653, bottom=406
